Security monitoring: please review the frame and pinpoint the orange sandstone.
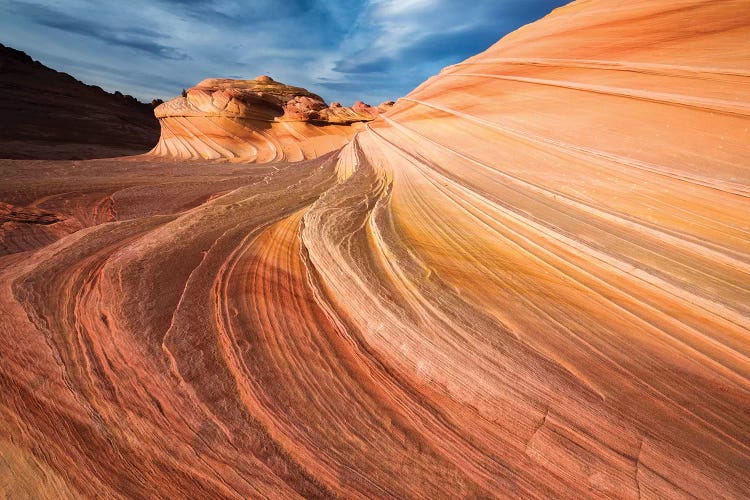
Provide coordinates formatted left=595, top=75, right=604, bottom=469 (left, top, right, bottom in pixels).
left=150, top=77, right=391, bottom=161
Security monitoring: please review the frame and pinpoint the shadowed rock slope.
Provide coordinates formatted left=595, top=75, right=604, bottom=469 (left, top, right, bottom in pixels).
left=0, top=0, right=749, bottom=498
left=149, top=76, right=393, bottom=161
left=0, top=43, right=159, bottom=160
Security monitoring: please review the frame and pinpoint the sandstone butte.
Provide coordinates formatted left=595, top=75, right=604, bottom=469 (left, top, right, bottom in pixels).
left=0, top=0, right=749, bottom=498
left=149, top=75, right=393, bottom=161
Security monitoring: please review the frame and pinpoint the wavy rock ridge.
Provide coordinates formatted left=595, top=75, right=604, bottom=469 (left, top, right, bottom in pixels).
left=149, top=76, right=392, bottom=161
left=0, top=0, right=749, bottom=498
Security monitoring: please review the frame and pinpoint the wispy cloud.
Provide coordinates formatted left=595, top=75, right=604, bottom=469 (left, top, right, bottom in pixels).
left=10, top=1, right=189, bottom=60
left=0, top=0, right=566, bottom=104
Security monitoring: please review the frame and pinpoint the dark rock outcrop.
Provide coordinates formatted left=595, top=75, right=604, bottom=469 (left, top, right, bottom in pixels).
left=0, top=43, right=160, bottom=159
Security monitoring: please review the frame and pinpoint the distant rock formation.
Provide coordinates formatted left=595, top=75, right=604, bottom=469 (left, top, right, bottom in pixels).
left=0, top=43, right=160, bottom=159
left=149, top=76, right=393, bottom=161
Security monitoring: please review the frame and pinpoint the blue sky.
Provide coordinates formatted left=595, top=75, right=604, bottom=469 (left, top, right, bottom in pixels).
left=0, top=0, right=567, bottom=105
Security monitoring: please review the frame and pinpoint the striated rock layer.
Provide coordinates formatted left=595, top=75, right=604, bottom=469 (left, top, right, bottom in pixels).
left=1, top=0, right=749, bottom=498
left=0, top=43, right=159, bottom=160
left=149, top=76, right=392, bottom=161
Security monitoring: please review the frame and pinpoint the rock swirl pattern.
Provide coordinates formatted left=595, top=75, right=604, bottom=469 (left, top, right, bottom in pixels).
left=149, top=77, right=392, bottom=162
left=1, top=0, right=749, bottom=497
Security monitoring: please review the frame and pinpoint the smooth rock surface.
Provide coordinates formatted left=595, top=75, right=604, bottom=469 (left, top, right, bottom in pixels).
left=0, top=0, right=748, bottom=497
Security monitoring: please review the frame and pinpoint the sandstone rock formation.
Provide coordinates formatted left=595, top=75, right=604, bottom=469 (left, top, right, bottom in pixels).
left=149, top=76, right=392, bottom=160
left=0, top=0, right=749, bottom=498
left=0, top=43, right=160, bottom=159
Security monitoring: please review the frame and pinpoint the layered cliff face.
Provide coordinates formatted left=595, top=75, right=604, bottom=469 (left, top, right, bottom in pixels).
left=0, top=43, right=159, bottom=159
left=149, top=76, right=392, bottom=161
left=0, top=0, right=749, bottom=498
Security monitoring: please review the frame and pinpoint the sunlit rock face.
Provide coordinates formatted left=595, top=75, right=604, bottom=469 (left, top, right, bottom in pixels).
left=344, top=0, right=750, bottom=496
left=149, top=76, right=392, bottom=161
left=0, top=0, right=749, bottom=498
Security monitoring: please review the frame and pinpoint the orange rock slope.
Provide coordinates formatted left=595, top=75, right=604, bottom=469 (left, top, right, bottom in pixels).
left=149, top=76, right=391, bottom=161
left=1, top=0, right=749, bottom=498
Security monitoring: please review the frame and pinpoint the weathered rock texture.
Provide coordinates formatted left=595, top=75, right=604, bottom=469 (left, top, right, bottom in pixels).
left=0, top=43, right=160, bottom=159
left=0, top=0, right=749, bottom=498
left=149, top=76, right=391, bottom=160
